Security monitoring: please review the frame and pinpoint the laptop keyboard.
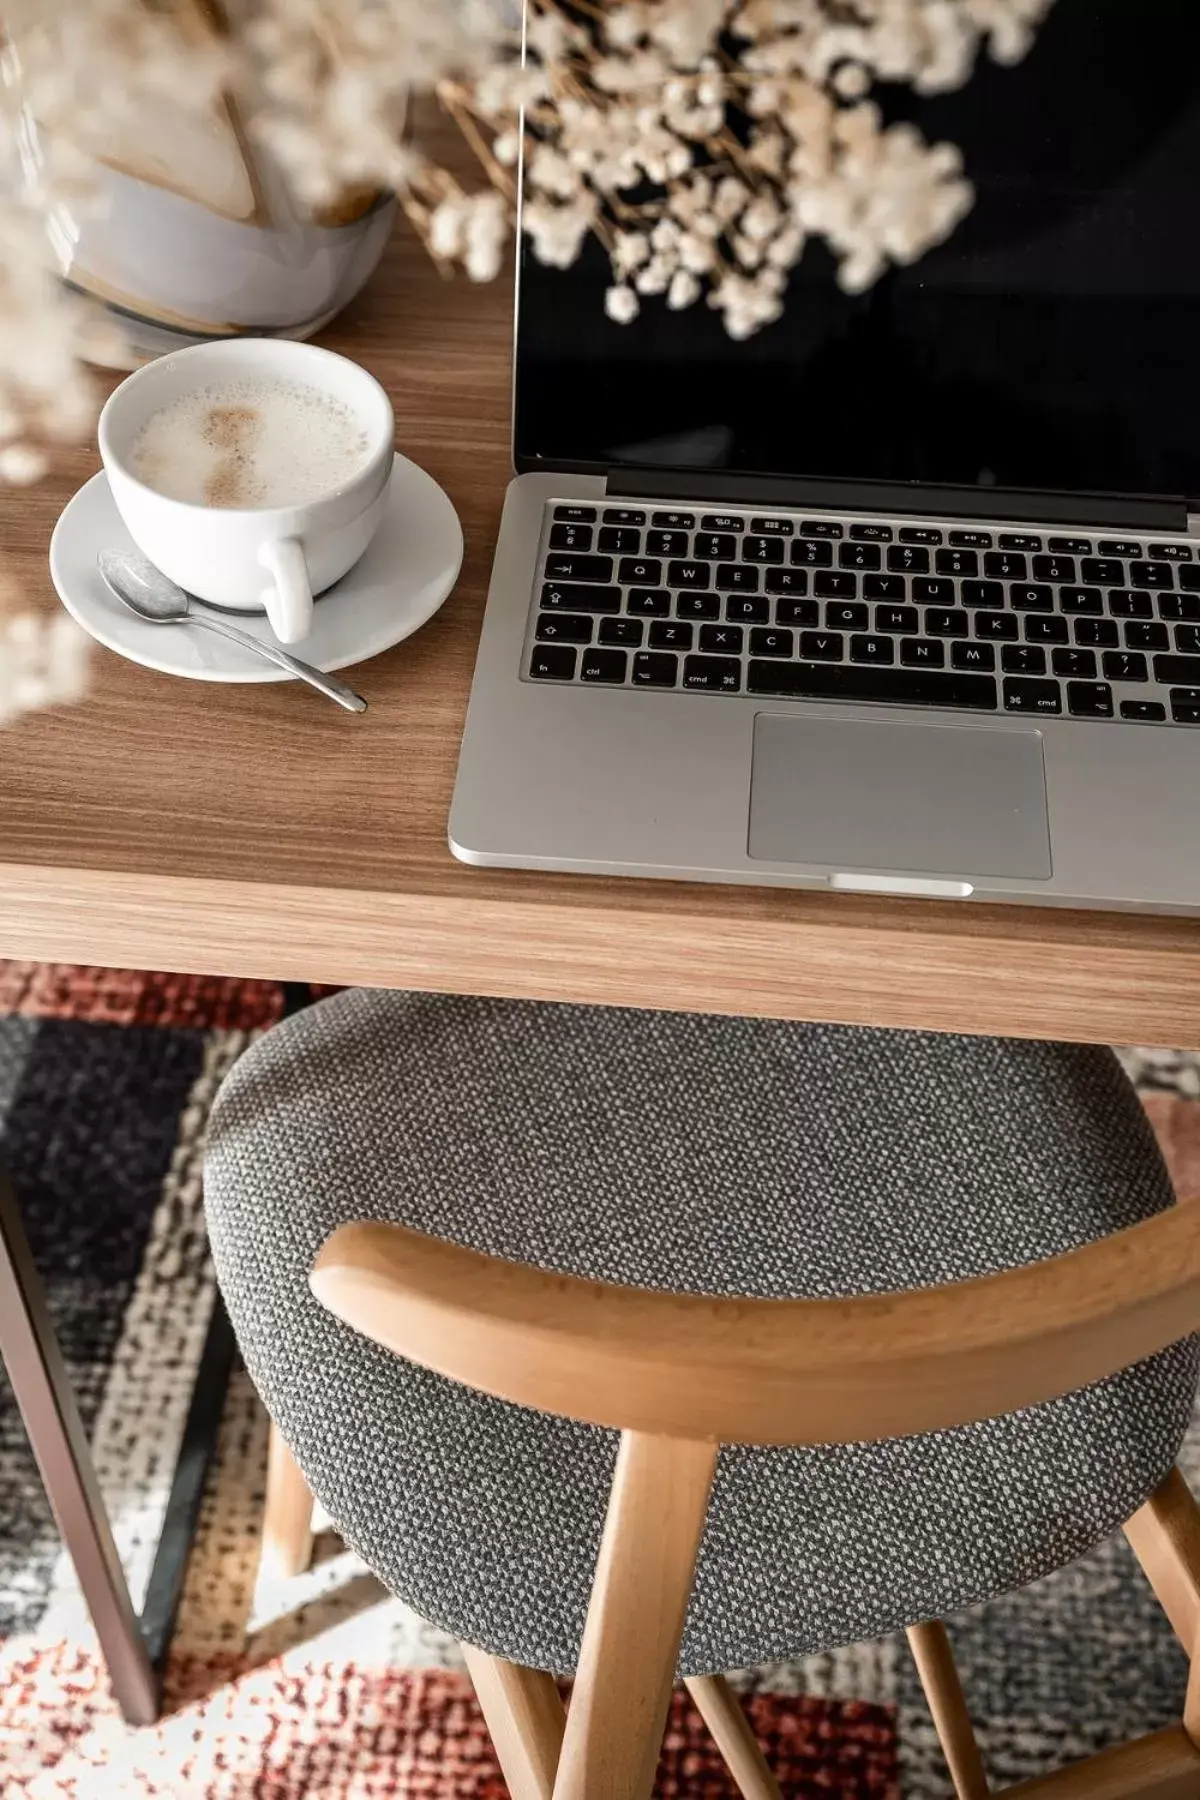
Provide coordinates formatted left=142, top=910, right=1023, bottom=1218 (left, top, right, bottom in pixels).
left=524, top=503, right=1200, bottom=725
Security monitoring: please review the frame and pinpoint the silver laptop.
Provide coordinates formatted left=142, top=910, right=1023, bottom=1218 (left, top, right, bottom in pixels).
left=450, top=3, right=1200, bottom=914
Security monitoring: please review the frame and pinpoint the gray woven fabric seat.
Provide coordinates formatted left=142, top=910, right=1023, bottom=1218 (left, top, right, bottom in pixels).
left=204, top=989, right=1198, bottom=1677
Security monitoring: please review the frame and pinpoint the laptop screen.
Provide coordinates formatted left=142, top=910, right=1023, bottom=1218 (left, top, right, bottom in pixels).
left=513, top=0, right=1200, bottom=506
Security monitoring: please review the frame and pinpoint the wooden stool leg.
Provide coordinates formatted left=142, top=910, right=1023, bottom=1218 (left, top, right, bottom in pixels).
left=261, top=1421, right=314, bottom=1579
left=1124, top=1469, right=1200, bottom=1655
left=906, top=1621, right=990, bottom=1799
left=462, top=1642, right=566, bottom=1800
left=684, top=1674, right=783, bottom=1800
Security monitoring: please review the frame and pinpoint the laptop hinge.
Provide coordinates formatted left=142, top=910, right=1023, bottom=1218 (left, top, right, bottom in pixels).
left=606, top=468, right=1190, bottom=533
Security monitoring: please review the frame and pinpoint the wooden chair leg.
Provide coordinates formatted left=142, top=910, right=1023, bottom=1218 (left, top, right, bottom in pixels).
left=553, top=1431, right=718, bottom=1800
left=684, top=1674, right=783, bottom=1800
left=1124, top=1468, right=1200, bottom=1655
left=462, top=1642, right=566, bottom=1800
left=906, top=1621, right=990, bottom=1799
left=261, top=1421, right=314, bottom=1579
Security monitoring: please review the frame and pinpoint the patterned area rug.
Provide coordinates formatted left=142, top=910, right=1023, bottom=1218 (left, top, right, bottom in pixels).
left=0, top=963, right=1197, bottom=1799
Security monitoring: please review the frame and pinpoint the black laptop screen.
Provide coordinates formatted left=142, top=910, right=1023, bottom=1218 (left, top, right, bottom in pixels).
left=514, top=0, right=1200, bottom=506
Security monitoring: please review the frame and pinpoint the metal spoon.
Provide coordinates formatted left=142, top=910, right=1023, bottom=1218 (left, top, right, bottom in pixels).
left=97, top=550, right=368, bottom=713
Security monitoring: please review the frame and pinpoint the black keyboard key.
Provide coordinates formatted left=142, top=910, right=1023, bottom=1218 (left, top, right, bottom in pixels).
left=529, top=644, right=576, bottom=680
left=1099, top=540, right=1142, bottom=557
left=914, top=577, right=954, bottom=604
left=850, top=635, right=895, bottom=664
left=849, top=522, right=892, bottom=540
left=552, top=504, right=596, bottom=523
left=603, top=507, right=645, bottom=526
left=962, top=580, right=1004, bottom=608
left=1074, top=617, right=1119, bottom=647
left=597, top=526, right=639, bottom=554
left=668, top=560, right=711, bottom=590
left=535, top=612, right=592, bottom=644
left=899, top=526, right=942, bottom=544
left=976, top=611, right=1019, bottom=640
left=626, top=588, right=671, bottom=616
left=719, top=564, right=761, bottom=593
left=550, top=522, right=594, bottom=551
left=1154, top=654, right=1200, bottom=685
left=746, top=661, right=997, bottom=710
left=541, top=581, right=621, bottom=613
left=1125, top=620, right=1169, bottom=650
left=946, top=530, right=990, bottom=547
left=827, top=602, right=868, bottom=629
left=647, top=530, right=688, bottom=557
left=793, top=538, right=834, bottom=566
left=682, top=655, right=741, bottom=692
left=936, top=548, right=978, bottom=577
left=864, top=574, right=906, bottom=601
left=651, top=511, right=694, bottom=529
left=1023, top=615, right=1069, bottom=644
left=800, top=519, right=843, bottom=537
left=675, top=592, right=721, bottom=621
left=694, top=532, right=736, bottom=561
left=888, top=544, right=930, bottom=573
left=1170, top=689, right=1200, bottom=724
left=1102, top=650, right=1148, bottom=682
left=1177, top=624, right=1200, bottom=653
left=545, top=553, right=613, bottom=583
left=1160, top=593, right=1200, bottom=621
left=599, top=616, right=644, bottom=646
left=649, top=619, right=693, bottom=649
left=984, top=552, right=1026, bottom=580
left=1032, top=554, right=1075, bottom=582
left=1002, top=645, right=1046, bottom=675
left=1004, top=677, right=1061, bottom=714
left=925, top=609, right=968, bottom=637
left=952, top=641, right=995, bottom=671
left=726, top=595, right=769, bottom=623
left=701, top=513, right=743, bottom=532
left=1081, top=558, right=1123, bottom=585
left=877, top=605, right=919, bottom=633
left=775, top=598, right=818, bottom=626
left=1131, top=560, right=1175, bottom=588
left=1048, top=537, right=1092, bottom=554
left=901, top=638, right=945, bottom=667
left=1153, top=543, right=1194, bottom=560
left=618, top=557, right=663, bottom=586
left=632, top=651, right=678, bottom=687
left=580, top=647, right=627, bottom=683
left=799, top=631, right=844, bottom=661
left=1107, top=589, right=1152, bottom=618
left=700, top=623, right=744, bottom=652
left=1067, top=681, right=1113, bottom=718
left=1057, top=594, right=1108, bottom=622
left=750, top=627, right=794, bottom=657
left=1053, top=647, right=1097, bottom=678
left=751, top=516, right=794, bottom=536
left=1120, top=700, right=1165, bottom=721
left=814, top=570, right=857, bottom=598
left=1179, top=568, right=1200, bottom=591
left=999, top=533, right=1042, bottom=551
left=839, top=541, right=881, bottom=570
left=1010, top=584, right=1053, bottom=612
left=743, top=535, right=785, bottom=564
left=765, top=568, right=809, bottom=595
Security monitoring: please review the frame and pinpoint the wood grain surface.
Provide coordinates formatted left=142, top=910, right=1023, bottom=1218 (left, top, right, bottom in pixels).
left=2, top=215, right=1200, bottom=1041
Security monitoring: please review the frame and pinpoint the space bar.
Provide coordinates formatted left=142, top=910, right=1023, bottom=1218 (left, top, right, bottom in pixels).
left=747, top=660, right=998, bottom=710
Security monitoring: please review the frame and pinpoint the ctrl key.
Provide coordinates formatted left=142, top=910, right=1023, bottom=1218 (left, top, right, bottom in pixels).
left=529, top=644, right=576, bottom=681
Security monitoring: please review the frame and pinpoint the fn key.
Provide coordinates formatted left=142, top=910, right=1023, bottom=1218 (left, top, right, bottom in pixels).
left=529, top=644, right=576, bottom=681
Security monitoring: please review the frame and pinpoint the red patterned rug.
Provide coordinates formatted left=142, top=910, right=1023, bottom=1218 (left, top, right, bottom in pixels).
left=0, top=961, right=1197, bottom=1798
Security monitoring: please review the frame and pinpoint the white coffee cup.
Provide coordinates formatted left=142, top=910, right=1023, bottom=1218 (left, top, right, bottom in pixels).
left=98, top=338, right=395, bottom=644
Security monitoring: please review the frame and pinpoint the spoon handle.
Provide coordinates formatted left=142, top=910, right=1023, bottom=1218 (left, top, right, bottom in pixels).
left=189, top=614, right=368, bottom=712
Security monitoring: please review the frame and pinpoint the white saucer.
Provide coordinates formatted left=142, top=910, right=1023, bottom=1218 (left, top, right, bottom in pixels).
left=49, top=452, right=463, bottom=682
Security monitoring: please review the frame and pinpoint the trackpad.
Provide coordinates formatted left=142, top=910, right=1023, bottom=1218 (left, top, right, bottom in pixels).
left=748, top=714, right=1051, bottom=878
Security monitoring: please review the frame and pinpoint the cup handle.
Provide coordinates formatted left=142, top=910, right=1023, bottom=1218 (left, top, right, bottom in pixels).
left=259, top=538, right=313, bottom=644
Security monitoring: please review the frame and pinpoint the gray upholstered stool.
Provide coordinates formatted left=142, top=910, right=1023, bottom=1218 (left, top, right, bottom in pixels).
left=204, top=988, right=1200, bottom=1798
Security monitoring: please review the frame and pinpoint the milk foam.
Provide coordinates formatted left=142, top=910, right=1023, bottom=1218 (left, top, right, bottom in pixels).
left=129, top=376, right=372, bottom=509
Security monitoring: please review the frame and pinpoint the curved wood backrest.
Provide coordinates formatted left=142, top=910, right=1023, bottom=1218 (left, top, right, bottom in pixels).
left=310, top=1205, right=1200, bottom=1446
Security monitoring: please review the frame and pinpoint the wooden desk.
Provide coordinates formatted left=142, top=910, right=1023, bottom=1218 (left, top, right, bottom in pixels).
left=2, top=228, right=1200, bottom=1049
